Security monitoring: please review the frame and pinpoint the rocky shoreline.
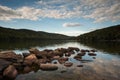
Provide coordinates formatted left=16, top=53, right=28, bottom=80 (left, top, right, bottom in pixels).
left=0, top=47, right=97, bottom=80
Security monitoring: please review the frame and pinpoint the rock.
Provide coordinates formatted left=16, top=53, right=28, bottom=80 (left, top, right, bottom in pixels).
left=58, top=57, right=68, bottom=64
left=93, top=57, right=96, bottom=59
left=24, top=54, right=37, bottom=65
left=90, top=49, right=97, bottom=52
left=53, top=56, right=60, bottom=60
left=22, top=53, right=30, bottom=58
left=0, top=59, right=12, bottom=73
left=53, top=62, right=57, bottom=64
left=65, top=52, right=71, bottom=57
left=40, top=63, right=58, bottom=71
left=44, top=49, right=53, bottom=52
left=68, top=47, right=80, bottom=52
left=77, top=52, right=86, bottom=56
left=77, top=65, right=83, bottom=67
left=12, top=63, right=24, bottom=71
left=37, top=59, right=47, bottom=64
left=53, top=49, right=63, bottom=57
left=81, top=49, right=86, bottom=53
left=88, top=53, right=97, bottom=56
left=3, top=65, right=18, bottom=79
left=74, top=55, right=82, bottom=61
left=64, top=62, right=73, bottom=67
left=29, top=48, right=40, bottom=54
left=23, top=66, right=32, bottom=73
left=60, top=70, right=67, bottom=73
left=0, top=51, right=22, bottom=62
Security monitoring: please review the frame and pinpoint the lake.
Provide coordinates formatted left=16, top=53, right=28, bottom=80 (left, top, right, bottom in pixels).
left=0, top=40, right=120, bottom=80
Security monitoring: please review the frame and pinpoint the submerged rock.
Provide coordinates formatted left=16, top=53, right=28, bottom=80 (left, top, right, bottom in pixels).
left=64, top=62, right=73, bottom=67
left=77, top=65, right=83, bottom=67
left=88, top=53, right=97, bottom=56
left=3, top=65, right=18, bottom=79
left=77, top=52, right=86, bottom=56
left=58, top=57, right=68, bottom=64
left=40, top=63, right=58, bottom=71
left=74, top=55, right=82, bottom=61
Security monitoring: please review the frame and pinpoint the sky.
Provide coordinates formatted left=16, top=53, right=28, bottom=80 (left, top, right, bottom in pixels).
left=0, top=0, right=120, bottom=36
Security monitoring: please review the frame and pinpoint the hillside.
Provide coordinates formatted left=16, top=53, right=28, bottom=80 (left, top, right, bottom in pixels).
left=0, top=26, right=72, bottom=41
left=77, top=25, right=120, bottom=41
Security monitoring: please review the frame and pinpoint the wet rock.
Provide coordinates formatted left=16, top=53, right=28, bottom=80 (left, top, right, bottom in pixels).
left=53, top=56, right=60, bottom=60
left=3, top=65, right=18, bottom=79
left=64, top=62, right=73, bottom=67
left=40, top=63, right=58, bottom=71
left=81, top=49, right=86, bottom=53
left=29, top=48, right=40, bottom=54
left=60, top=70, right=67, bottom=73
left=24, top=54, right=37, bottom=65
left=22, top=53, right=30, bottom=58
left=85, top=50, right=90, bottom=52
left=37, top=59, right=48, bottom=64
left=0, top=51, right=22, bottom=63
left=58, top=57, right=68, bottom=64
left=0, top=59, right=12, bottom=73
left=68, top=47, right=80, bottom=52
left=93, top=57, right=96, bottom=59
left=77, top=65, right=83, bottom=67
left=53, top=62, right=57, bottom=64
left=65, top=52, right=71, bottom=57
left=23, top=66, right=32, bottom=73
left=53, top=49, right=63, bottom=57
left=77, top=52, right=86, bottom=56
left=74, top=55, right=82, bottom=60
left=88, top=53, right=97, bottom=56
left=44, top=49, right=53, bottom=52
left=90, top=49, right=97, bottom=52
left=12, top=63, right=24, bottom=71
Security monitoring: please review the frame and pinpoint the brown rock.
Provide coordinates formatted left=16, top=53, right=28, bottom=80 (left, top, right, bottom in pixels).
left=3, top=65, right=18, bottom=79
left=40, top=63, right=58, bottom=71
left=77, top=52, right=86, bottom=56
left=64, top=62, right=73, bottom=67
left=58, top=57, right=68, bottom=64
left=74, top=55, right=82, bottom=61
left=77, top=65, right=83, bottom=67
left=22, top=53, right=30, bottom=58
left=0, top=51, right=22, bottom=62
left=88, top=53, right=97, bottom=56
left=23, top=66, right=32, bottom=73
left=0, top=59, right=12, bottom=73
left=24, top=54, right=37, bottom=65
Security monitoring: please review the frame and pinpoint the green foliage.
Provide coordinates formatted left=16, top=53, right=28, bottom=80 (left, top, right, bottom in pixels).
left=77, top=25, right=120, bottom=41
left=0, top=26, right=72, bottom=41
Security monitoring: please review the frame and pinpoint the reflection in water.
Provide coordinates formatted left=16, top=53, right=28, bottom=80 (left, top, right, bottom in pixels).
left=0, top=40, right=120, bottom=80
left=79, top=41, right=120, bottom=54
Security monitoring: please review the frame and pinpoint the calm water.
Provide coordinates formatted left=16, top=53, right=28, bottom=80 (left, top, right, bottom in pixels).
left=0, top=40, right=120, bottom=80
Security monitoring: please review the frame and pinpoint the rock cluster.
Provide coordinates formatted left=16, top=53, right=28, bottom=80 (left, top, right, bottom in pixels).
left=0, top=47, right=97, bottom=80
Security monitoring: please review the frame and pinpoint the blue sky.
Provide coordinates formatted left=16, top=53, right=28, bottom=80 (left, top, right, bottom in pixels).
left=0, top=0, right=120, bottom=36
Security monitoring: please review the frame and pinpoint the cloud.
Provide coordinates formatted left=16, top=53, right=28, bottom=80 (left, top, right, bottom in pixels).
left=63, top=23, right=81, bottom=27
left=0, top=0, right=120, bottom=22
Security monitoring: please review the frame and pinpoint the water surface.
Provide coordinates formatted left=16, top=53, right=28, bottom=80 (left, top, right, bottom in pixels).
left=0, top=40, right=120, bottom=80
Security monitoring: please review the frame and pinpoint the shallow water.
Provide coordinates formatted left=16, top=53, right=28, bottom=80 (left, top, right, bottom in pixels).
left=0, top=41, right=120, bottom=80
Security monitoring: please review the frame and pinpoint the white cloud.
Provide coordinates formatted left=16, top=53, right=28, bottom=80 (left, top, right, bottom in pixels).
left=63, top=23, right=81, bottom=27
left=0, top=0, right=120, bottom=22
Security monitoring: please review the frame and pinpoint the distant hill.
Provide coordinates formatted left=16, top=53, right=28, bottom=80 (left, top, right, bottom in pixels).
left=0, top=26, right=72, bottom=41
left=77, top=25, right=120, bottom=41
